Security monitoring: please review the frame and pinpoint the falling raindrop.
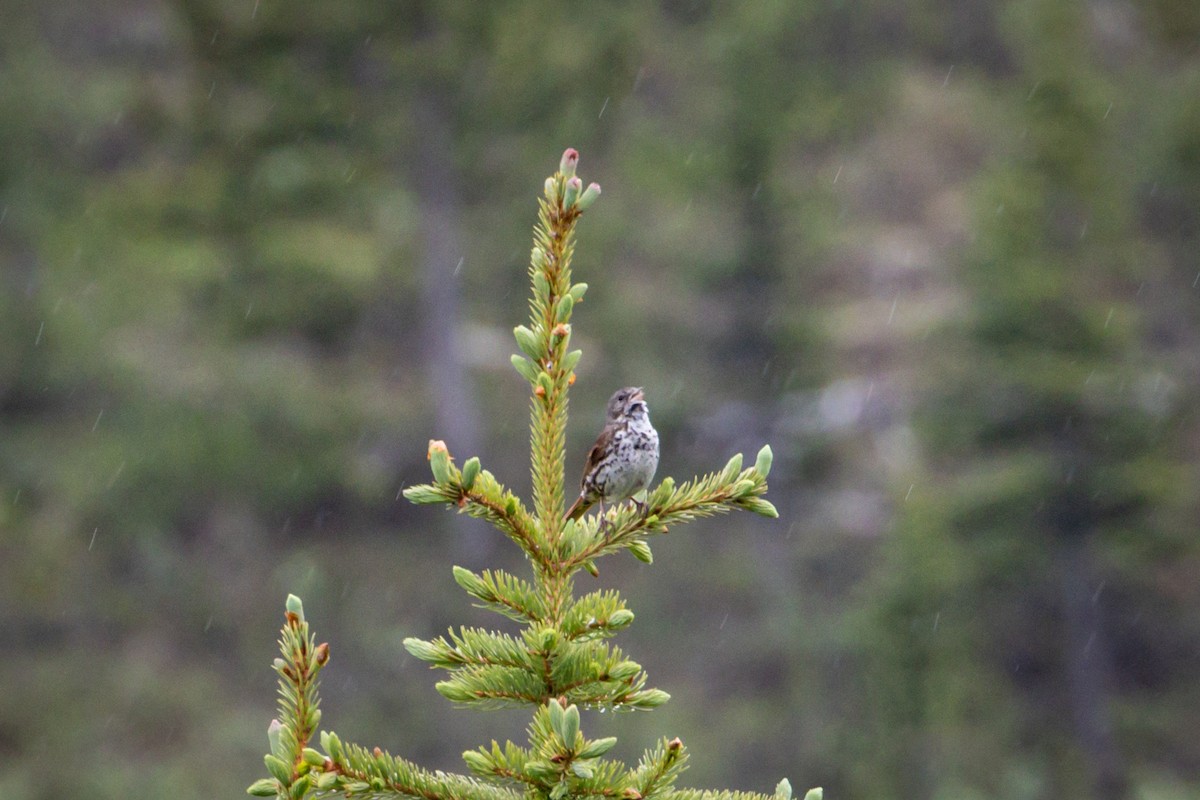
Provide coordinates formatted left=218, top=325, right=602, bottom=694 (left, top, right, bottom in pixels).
left=107, top=460, right=125, bottom=489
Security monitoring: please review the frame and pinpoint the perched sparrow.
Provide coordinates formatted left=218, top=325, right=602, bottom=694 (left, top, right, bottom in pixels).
left=565, top=387, right=660, bottom=521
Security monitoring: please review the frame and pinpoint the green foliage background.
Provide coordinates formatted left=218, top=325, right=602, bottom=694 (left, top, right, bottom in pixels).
left=2, top=2, right=1198, bottom=799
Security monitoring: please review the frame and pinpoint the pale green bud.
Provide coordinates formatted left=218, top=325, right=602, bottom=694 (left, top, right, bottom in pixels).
left=559, top=147, right=579, bottom=178
left=452, top=565, right=486, bottom=597
left=402, top=484, right=445, bottom=504
left=563, top=176, right=582, bottom=209
left=569, top=282, right=588, bottom=303
left=627, top=539, right=653, bottom=564
left=289, top=775, right=311, bottom=799
left=264, top=754, right=291, bottom=785
left=755, top=444, right=774, bottom=478
left=803, top=789, right=824, bottom=800
left=462, top=749, right=493, bottom=775
left=562, top=349, right=582, bottom=375
left=435, top=680, right=476, bottom=703
left=533, top=269, right=550, bottom=299
left=514, top=325, right=544, bottom=360
left=721, top=452, right=743, bottom=481
left=577, top=736, right=618, bottom=759
left=608, top=659, right=641, bottom=681
left=511, top=354, right=540, bottom=383
left=555, top=294, right=574, bottom=322
left=575, top=182, right=601, bottom=211
left=460, top=457, right=481, bottom=491
left=547, top=695, right=565, bottom=730
left=267, top=719, right=285, bottom=758
left=246, top=778, right=279, bottom=796
left=285, top=595, right=304, bottom=620
left=742, top=497, right=779, bottom=518
left=321, top=731, right=342, bottom=762
left=607, top=609, right=635, bottom=629
left=625, top=688, right=670, bottom=708
left=560, top=703, right=580, bottom=747
left=775, top=779, right=793, bottom=800
left=403, top=637, right=442, bottom=662
left=427, top=440, right=453, bottom=484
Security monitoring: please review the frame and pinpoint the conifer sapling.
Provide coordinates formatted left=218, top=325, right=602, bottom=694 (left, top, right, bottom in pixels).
left=249, top=148, right=819, bottom=800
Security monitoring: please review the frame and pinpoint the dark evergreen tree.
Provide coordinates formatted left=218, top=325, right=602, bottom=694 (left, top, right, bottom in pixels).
left=855, top=1, right=1191, bottom=798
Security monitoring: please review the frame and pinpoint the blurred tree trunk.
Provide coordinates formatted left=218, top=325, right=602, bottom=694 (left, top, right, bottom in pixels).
left=408, top=79, right=490, bottom=555
left=410, top=86, right=480, bottom=460
left=1057, top=534, right=1129, bottom=800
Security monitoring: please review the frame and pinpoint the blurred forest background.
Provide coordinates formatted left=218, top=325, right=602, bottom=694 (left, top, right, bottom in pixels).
left=2, top=1, right=1199, bottom=799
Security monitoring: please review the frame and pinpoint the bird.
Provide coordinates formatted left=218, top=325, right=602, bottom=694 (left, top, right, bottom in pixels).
left=565, top=386, right=660, bottom=522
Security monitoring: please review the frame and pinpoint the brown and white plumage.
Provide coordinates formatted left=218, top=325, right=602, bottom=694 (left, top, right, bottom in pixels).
left=565, top=387, right=660, bottom=521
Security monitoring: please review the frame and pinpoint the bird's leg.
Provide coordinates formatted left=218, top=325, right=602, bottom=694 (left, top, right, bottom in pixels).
left=597, top=497, right=610, bottom=534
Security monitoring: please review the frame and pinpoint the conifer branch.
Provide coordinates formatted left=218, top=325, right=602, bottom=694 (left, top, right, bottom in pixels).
left=404, top=442, right=541, bottom=559
left=632, top=737, right=690, bottom=800
left=322, top=736, right=522, bottom=800
left=563, top=449, right=777, bottom=571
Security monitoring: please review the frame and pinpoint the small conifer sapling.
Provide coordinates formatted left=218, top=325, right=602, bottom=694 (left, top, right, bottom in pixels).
left=249, top=149, right=821, bottom=800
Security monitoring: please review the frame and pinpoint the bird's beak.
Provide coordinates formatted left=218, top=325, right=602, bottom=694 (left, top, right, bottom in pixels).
left=631, top=387, right=645, bottom=402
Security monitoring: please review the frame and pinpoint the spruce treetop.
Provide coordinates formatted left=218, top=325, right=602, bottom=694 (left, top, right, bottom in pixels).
left=250, top=149, right=818, bottom=800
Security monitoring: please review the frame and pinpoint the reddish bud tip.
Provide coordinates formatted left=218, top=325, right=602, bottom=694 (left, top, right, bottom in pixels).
left=560, top=148, right=579, bottom=177
left=668, top=737, right=683, bottom=751
left=315, top=642, right=330, bottom=666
